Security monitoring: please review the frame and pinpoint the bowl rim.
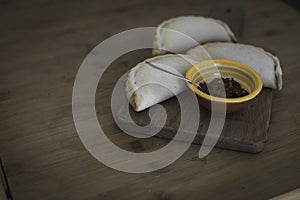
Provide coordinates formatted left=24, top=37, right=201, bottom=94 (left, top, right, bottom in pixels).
left=185, top=59, right=263, bottom=103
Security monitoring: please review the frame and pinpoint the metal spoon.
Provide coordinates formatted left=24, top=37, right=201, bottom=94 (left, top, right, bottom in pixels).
left=145, top=61, right=205, bottom=92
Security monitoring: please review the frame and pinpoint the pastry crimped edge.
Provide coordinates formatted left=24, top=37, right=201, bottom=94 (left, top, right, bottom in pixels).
left=152, top=16, right=237, bottom=56
left=125, top=54, right=178, bottom=112
left=187, top=42, right=283, bottom=90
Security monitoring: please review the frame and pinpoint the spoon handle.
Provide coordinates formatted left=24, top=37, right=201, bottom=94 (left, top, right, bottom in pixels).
left=145, top=61, right=193, bottom=84
left=145, top=61, right=206, bottom=92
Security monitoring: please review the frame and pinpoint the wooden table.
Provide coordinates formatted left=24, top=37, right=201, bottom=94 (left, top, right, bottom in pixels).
left=0, top=0, right=299, bottom=199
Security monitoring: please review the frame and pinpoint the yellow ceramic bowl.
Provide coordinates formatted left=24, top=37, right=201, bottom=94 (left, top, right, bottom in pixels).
left=185, top=60, right=263, bottom=113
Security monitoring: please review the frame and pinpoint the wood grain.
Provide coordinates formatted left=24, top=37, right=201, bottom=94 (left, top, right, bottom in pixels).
left=0, top=0, right=299, bottom=200
left=116, top=86, right=273, bottom=153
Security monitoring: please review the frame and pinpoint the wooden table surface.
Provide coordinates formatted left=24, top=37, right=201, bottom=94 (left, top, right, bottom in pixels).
left=0, top=0, right=300, bottom=199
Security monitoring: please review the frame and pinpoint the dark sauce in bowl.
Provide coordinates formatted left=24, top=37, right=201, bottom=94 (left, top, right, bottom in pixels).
left=197, top=77, right=249, bottom=98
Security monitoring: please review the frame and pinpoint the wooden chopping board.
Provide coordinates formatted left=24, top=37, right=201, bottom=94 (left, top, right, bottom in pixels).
left=115, top=81, right=272, bottom=153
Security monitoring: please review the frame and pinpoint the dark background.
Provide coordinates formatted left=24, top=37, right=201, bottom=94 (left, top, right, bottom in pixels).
left=0, top=0, right=299, bottom=199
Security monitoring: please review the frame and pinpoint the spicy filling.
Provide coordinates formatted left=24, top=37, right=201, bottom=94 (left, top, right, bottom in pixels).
left=197, top=77, right=249, bottom=98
